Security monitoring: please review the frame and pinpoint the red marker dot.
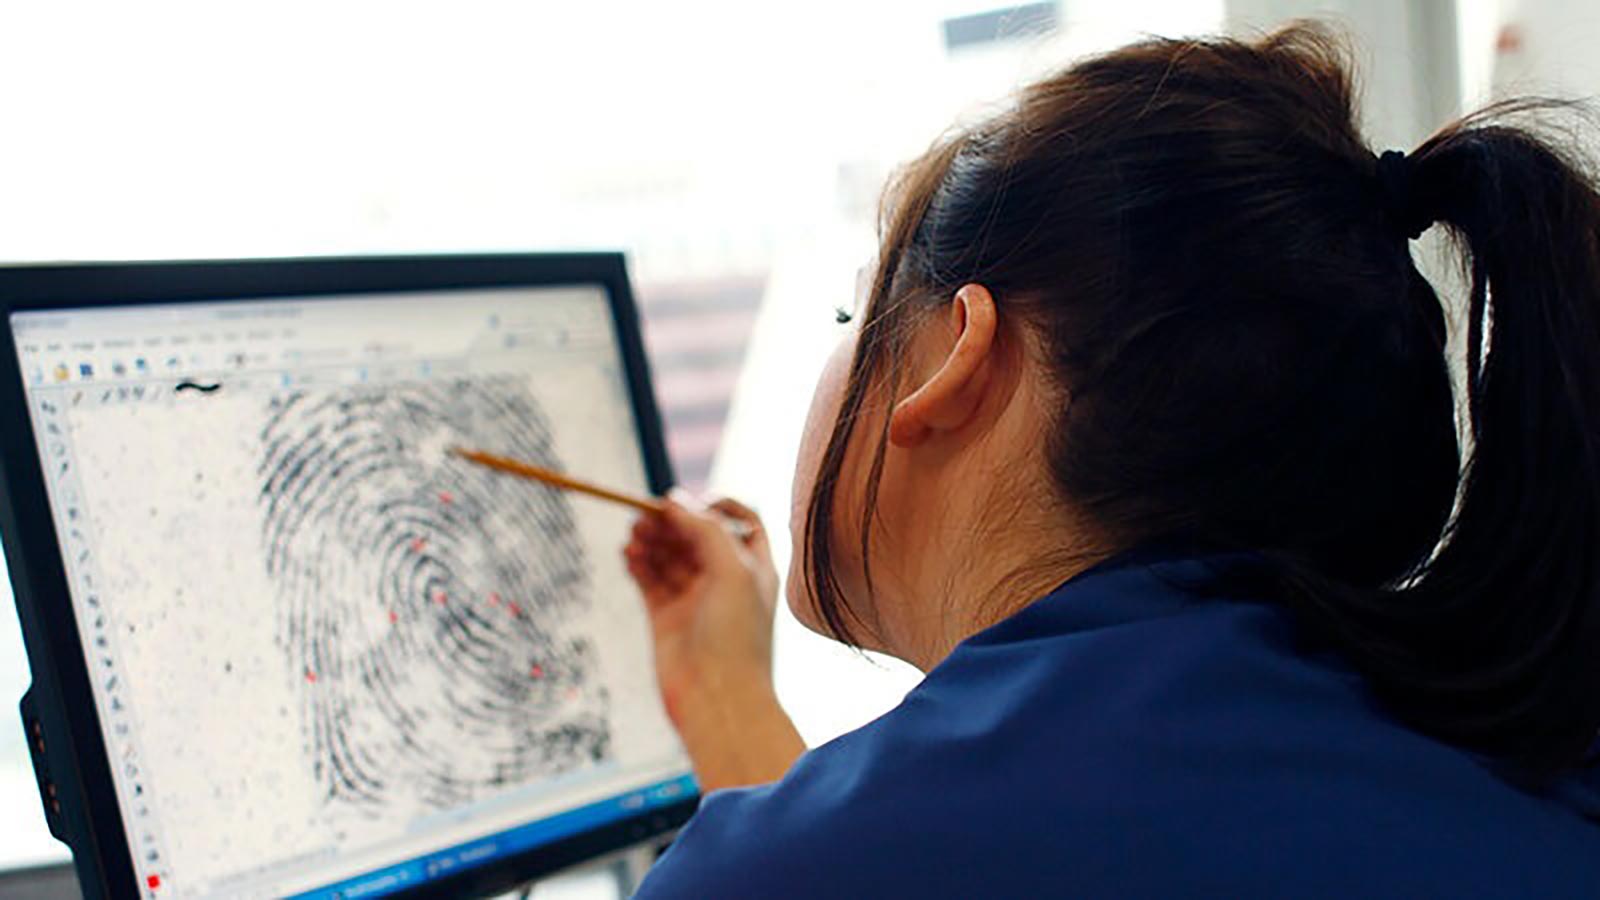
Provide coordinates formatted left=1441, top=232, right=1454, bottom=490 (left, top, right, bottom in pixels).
left=530, top=664, right=544, bottom=678
left=437, top=490, right=454, bottom=505
left=388, top=610, right=399, bottom=624
left=433, top=590, right=448, bottom=605
left=304, top=669, right=317, bottom=684
left=508, top=602, right=522, bottom=617
left=488, top=592, right=502, bottom=606
left=147, top=873, right=162, bottom=890
left=410, top=537, right=427, bottom=553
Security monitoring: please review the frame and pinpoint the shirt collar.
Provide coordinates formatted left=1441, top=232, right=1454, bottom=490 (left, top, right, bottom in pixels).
left=960, top=543, right=1270, bottom=649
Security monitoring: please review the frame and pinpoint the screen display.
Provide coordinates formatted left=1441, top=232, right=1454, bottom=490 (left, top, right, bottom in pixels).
left=8, top=287, right=692, bottom=898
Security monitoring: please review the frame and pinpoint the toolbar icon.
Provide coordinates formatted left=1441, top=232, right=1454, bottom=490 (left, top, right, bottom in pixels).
left=78, top=363, right=94, bottom=379
left=53, top=364, right=70, bottom=382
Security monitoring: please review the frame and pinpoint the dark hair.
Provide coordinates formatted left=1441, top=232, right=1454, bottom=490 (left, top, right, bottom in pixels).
left=804, top=22, right=1600, bottom=774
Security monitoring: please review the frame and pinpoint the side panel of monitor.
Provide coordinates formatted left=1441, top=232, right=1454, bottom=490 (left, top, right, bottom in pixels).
left=0, top=255, right=692, bottom=899
left=0, top=282, right=131, bottom=897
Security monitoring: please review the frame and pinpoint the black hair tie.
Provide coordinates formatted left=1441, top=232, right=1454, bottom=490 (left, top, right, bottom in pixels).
left=1376, top=149, right=1435, bottom=241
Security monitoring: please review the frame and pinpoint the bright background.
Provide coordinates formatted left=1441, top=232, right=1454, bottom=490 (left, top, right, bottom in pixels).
left=1, top=0, right=1596, bottom=886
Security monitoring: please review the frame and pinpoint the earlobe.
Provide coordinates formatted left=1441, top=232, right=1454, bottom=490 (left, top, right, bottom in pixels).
left=888, top=284, right=999, bottom=448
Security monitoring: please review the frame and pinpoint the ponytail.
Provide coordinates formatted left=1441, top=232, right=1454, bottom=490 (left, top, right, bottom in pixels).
left=1323, top=108, right=1600, bottom=773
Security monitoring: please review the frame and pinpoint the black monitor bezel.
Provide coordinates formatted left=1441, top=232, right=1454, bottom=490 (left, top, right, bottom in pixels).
left=0, top=254, right=695, bottom=899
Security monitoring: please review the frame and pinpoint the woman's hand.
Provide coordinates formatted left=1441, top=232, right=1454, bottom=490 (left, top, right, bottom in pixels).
left=627, top=494, right=778, bottom=700
left=623, top=492, right=805, bottom=790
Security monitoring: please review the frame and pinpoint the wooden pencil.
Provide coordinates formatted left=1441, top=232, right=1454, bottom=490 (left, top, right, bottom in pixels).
left=450, top=447, right=666, bottom=514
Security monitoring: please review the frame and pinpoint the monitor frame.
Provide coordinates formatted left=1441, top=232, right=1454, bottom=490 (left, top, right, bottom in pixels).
left=0, top=254, right=694, bottom=899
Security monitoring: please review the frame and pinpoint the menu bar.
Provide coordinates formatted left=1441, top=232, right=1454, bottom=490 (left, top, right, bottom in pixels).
left=11, top=286, right=616, bottom=389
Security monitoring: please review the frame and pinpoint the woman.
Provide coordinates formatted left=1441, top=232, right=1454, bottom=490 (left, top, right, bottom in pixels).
left=623, top=24, right=1600, bottom=897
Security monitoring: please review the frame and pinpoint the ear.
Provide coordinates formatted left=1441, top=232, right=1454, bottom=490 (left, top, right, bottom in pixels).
left=888, top=284, right=999, bottom=448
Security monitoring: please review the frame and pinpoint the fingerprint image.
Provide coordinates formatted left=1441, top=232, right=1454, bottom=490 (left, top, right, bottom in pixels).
left=258, top=377, right=610, bottom=819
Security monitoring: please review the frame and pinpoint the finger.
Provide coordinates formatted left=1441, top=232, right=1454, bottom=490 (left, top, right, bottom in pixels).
left=707, top=497, right=769, bottom=553
left=651, top=509, right=710, bottom=557
left=624, top=552, right=650, bottom=585
left=631, top=524, right=691, bottom=571
left=625, top=541, right=662, bottom=577
left=640, top=531, right=701, bottom=583
left=629, top=552, right=685, bottom=609
left=634, top=520, right=679, bottom=555
left=625, top=554, right=666, bottom=602
left=707, top=496, right=760, bottom=526
left=648, top=544, right=673, bottom=570
left=624, top=534, right=652, bottom=559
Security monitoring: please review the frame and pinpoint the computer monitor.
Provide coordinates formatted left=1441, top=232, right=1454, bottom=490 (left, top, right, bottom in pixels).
left=0, top=256, right=696, bottom=899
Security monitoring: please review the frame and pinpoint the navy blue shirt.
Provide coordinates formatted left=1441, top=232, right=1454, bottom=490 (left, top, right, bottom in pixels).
left=636, top=551, right=1600, bottom=898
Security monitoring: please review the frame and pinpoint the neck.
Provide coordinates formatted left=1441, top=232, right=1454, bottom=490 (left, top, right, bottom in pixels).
left=892, top=508, right=1112, bottom=672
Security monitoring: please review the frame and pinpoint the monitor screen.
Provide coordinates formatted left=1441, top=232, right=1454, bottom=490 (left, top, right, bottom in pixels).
left=7, top=285, right=693, bottom=898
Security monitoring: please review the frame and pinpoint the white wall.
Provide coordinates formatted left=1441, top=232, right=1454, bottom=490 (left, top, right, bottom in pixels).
left=1493, top=0, right=1600, bottom=98
left=1227, top=0, right=1462, bottom=147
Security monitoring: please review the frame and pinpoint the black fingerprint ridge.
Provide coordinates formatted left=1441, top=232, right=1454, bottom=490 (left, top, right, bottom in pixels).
left=258, top=377, right=612, bottom=817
